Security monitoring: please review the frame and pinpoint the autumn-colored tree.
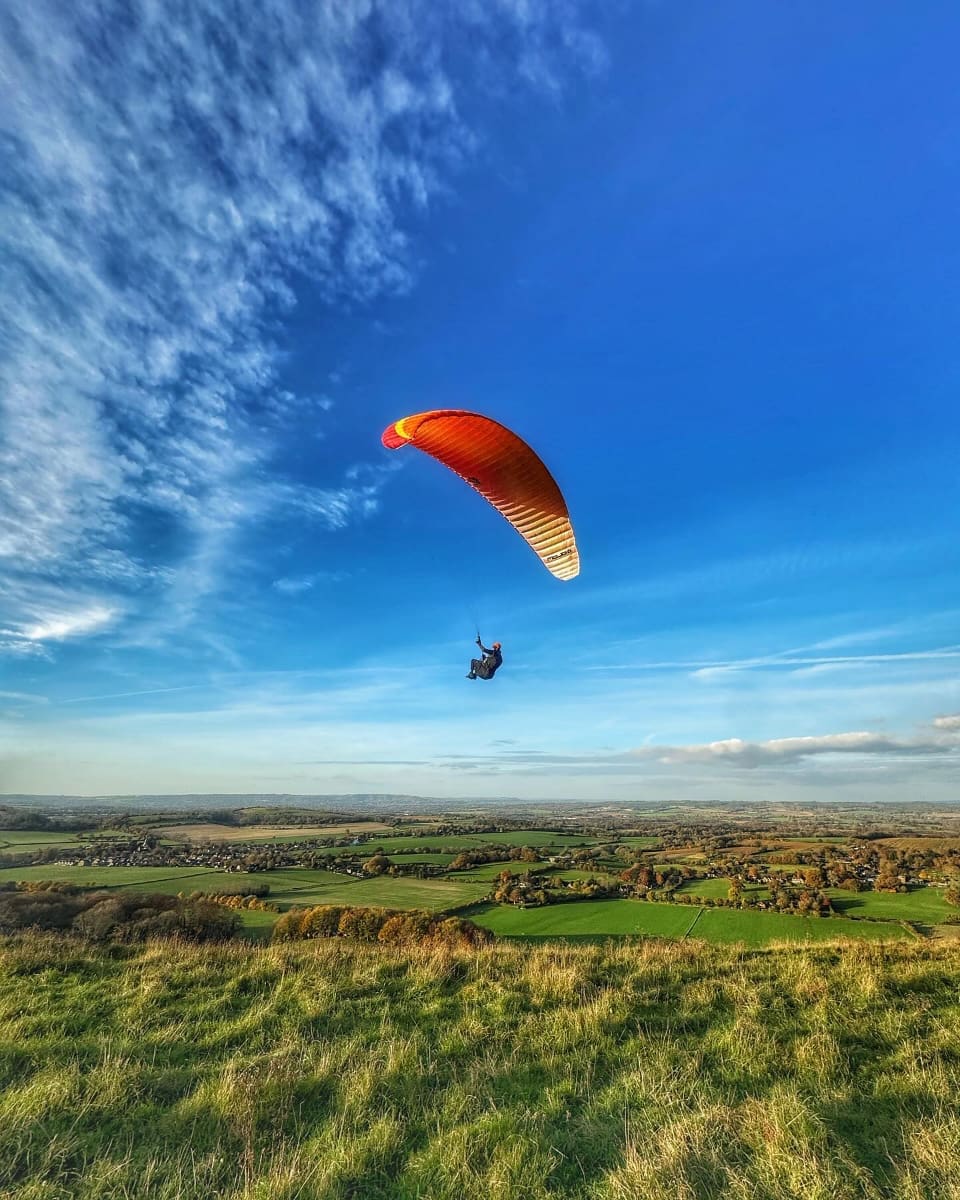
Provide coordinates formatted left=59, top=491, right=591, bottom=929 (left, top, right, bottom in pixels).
left=301, top=905, right=346, bottom=939
left=338, top=906, right=392, bottom=941
left=378, top=911, right=434, bottom=945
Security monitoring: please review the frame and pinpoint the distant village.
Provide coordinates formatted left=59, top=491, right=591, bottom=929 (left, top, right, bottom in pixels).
left=8, top=825, right=957, bottom=914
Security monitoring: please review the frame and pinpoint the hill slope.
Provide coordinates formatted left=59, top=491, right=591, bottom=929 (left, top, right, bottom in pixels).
left=1, top=935, right=958, bottom=1199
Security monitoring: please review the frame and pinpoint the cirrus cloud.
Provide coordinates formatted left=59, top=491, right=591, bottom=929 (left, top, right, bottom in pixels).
left=0, top=0, right=599, bottom=653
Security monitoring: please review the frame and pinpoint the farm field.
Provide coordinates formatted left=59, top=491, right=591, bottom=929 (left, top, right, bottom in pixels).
left=457, top=830, right=593, bottom=847
left=473, top=899, right=697, bottom=939
left=216, top=869, right=490, bottom=914
left=235, top=907, right=281, bottom=938
left=158, top=821, right=393, bottom=842
left=339, top=874, right=491, bottom=911
left=474, top=897, right=914, bottom=945
left=343, top=835, right=451, bottom=853
left=690, top=906, right=913, bottom=946
left=603, top=836, right=660, bottom=848
left=674, top=877, right=735, bottom=899
left=0, top=864, right=227, bottom=892
left=0, top=829, right=84, bottom=847
left=219, top=868, right=365, bottom=907
left=0, top=861, right=491, bottom=939
left=359, top=830, right=593, bottom=853
left=452, top=861, right=533, bottom=881
left=376, top=852, right=457, bottom=865
left=548, top=868, right=621, bottom=882
left=826, top=887, right=952, bottom=923
left=673, top=877, right=773, bottom=902
left=0, top=829, right=126, bottom=849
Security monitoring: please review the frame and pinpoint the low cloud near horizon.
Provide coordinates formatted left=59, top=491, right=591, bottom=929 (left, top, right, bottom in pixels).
left=636, top=715, right=960, bottom=768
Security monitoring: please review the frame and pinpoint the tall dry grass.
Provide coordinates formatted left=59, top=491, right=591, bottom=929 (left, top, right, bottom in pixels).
left=0, top=934, right=958, bottom=1198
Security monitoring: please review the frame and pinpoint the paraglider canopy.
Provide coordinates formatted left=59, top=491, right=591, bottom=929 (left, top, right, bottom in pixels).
left=381, top=409, right=579, bottom=581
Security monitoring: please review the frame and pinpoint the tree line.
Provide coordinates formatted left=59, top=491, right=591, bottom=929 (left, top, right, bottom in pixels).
left=0, top=882, right=238, bottom=941
left=271, top=904, right=493, bottom=948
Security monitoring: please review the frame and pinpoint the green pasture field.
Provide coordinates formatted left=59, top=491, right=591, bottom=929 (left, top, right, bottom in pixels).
left=236, top=875, right=492, bottom=940
left=472, top=899, right=697, bottom=940
left=0, top=865, right=227, bottom=892
left=827, top=887, right=952, bottom=924
left=360, top=830, right=591, bottom=854
left=607, top=836, right=660, bottom=848
left=548, top=868, right=621, bottom=883
left=447, top=863, right=607, bottom=884
left=457, top=830, right=592, bottom=847
left=674, top=877, right=740, bottom=900
left=332, top=850, right=456, bottom=865
left=690, top=907, right=913, bottom=946
left=337, top=836, right=436, bottom=853
left=0, top=864, right=359, bottom=905
left=221, top=868, right=364, bottom=905
left=386, top=852, right=457, bottom=865
left=0, top=861, right=489, bottom=915
left=474, top=896, right=913, bottom=946
left=157, top=821, right=394, bottom=844
left=235, top=907, right=281, bottom=938
left=0, top=828, right=129, bottom=851
left=223, top=869, right=490, bottom=914
left=450, top=861, right=524, bottom=881
left=343, top=875, right=491, bottom=911
left=0, top=829, right=85, bottom=847
left=673, top=879, right=773, bottom=903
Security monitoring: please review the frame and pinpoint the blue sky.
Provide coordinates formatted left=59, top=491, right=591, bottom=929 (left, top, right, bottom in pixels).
left=1, top=0, right=958, bottom=802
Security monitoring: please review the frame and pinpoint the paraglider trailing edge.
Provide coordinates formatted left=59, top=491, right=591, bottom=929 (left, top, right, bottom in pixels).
left=380, top=409, right=580, bottom=581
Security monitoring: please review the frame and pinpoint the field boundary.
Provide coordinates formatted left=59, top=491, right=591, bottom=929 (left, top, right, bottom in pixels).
left=682, top=908, right=704, bottom=938
left=68, top=869, right=221, bottom=891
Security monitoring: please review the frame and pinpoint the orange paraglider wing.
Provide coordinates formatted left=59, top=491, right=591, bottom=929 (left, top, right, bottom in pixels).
left=381, top=409, right=579, bottom=580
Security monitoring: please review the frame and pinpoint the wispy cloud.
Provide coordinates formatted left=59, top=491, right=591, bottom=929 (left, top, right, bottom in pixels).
left=585, top=645, right=960, bottom=678
left=690, top=646, right=960, bottom=680
left=56, top=684, right=208, bottom=706
left=272, top=571, right=349, bottom=596
left=18, top=604, right=117, bottom=643
left=0, top=0, right=597, bottom=654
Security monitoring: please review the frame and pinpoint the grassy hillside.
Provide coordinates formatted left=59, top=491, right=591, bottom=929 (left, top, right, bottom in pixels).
left=1, top=934, right=958, bottom=1200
